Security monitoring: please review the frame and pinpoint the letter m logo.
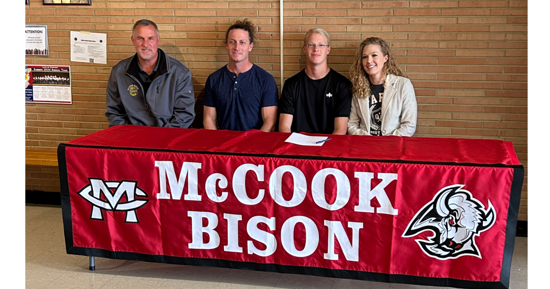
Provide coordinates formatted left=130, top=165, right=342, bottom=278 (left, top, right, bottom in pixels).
left=78, top=178, right=148, bottom=223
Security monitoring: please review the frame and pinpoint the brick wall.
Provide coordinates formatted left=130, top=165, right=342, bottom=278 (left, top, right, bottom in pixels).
left=25, top=0, right=528, bottom=221
left=26, top=165, right=60, bottom=193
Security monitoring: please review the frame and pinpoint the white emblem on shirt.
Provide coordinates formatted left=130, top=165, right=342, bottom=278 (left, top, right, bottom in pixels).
left=326, top=92, right=333, bottom=98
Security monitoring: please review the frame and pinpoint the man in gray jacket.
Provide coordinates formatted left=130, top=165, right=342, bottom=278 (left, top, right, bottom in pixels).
left=105, top=19, right=195, bottom=128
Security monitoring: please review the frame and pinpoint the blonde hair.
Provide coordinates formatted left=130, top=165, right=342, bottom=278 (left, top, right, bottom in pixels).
left=304, top=28, right=330, bottom=46
left=349, top=37, right=407, bottom=99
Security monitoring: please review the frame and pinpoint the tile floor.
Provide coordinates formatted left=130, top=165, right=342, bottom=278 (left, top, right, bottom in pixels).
left=25, top=204, right=528, bottom=289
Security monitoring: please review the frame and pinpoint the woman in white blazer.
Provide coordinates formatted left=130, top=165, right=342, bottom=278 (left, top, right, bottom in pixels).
left=347, top=37, right=417, bottom=136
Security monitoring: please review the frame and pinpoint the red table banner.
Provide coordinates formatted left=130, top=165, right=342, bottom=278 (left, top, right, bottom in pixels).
left=58, top=125, right=523, bottom=289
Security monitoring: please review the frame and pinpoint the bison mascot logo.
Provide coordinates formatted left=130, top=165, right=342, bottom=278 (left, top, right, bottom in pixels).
left=402, top=184, right=496, bottom=260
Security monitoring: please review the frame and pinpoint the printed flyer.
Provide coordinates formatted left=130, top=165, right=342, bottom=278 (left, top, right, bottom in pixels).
left=25, top=65, right=72, bottom=104
left=25, top=25, right=48, bottom=56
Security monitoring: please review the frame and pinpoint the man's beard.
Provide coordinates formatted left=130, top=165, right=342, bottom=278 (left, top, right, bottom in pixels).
left=139, top=47, right=155, bottom=60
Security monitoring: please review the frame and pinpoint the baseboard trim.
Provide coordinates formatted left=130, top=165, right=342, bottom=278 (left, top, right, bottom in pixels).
left=26, top=190, right=61, bottom=206
left=516, top=220, right=527, bottom=237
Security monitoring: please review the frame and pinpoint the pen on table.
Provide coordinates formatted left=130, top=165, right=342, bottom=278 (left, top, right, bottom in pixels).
left=316, top=138, right=332, bottom=144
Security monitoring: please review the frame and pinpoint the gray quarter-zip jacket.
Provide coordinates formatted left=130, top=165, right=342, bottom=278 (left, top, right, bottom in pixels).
left=105, top=48, right=195, bottom=128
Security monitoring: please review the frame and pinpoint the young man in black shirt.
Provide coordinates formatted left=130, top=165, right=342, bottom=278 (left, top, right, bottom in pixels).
left=278, top=28, right=352, bottom=135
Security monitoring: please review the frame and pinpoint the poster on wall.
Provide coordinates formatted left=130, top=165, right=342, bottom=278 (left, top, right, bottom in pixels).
left=25, top=65, right=72, bottom=104
left=25, top=25, right=48, bottom=56
left=70, top=31, right=107, bottom=64
left=43, top=0, right=92, bottom=5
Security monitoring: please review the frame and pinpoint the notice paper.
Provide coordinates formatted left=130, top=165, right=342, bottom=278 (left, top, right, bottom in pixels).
left=284, top=132, right=329, bottom=146
left=71, top=31, right=107, bottom=64
left=25, top=25, right=48, bottom=55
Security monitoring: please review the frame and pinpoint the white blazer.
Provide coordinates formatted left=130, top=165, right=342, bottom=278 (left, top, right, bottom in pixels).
left=347, top=74, right=417, bottom=136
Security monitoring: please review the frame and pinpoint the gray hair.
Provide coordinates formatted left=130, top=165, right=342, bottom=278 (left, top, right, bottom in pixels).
left=132, top=19, right=160, bottom=37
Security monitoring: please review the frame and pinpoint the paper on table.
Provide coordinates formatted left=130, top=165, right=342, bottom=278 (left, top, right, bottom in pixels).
left=285, top=132, right=328, bottom=146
